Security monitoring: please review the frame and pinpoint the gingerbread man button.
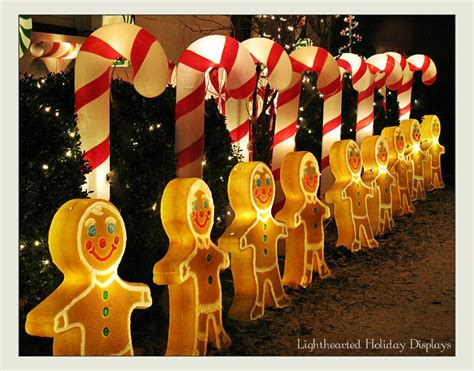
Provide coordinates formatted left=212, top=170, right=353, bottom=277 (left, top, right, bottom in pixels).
left=153, top=178, right=231, bottom=355
left=25, top=199, right=152, bottom=356
left=275, top=152, right=331, bottom=288
left=400, top=119, right=427, bottom=201
left=361, top=136, right=396, bottom=236
left=219, top=162, right=290, bottom=321
left=325, top=140, right=379, bottom=252
left=421, top=115, right=445, bottom=190
left=381, top=126, right=415, bottom=216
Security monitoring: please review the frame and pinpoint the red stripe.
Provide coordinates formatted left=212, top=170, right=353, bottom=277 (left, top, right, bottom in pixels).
left=399, top=55, right=407, bottom=70
left=220, top=37, right=239, bottom=74
left=322, top=114, right=341, bottom=136
left=176, top=134, right=205, bottom=169
left=321, top=155, right=330, bottom=170
left=42, top=42, right=60, bottom=57
left=84, top=137, right=110, bottom=170
left=229, top=120, right=249, bottom=143
left=273, top=120, right=298, bottom=147
left=337, top=58, right=352, bottom=74
left=80, top=35, right=123, bottom=60
left=398, top=80, right=413, bottom=95
left=313, top=48, right=328, bottom=73
left=423, top=74, right=436, bottom=85
left=320, top=76, right=341, bottom=96
left=399, top=103, right=411, bottom=116
left=356, top=112, right=374, bottom=131
left=357, top=82, right=375, bottom=103
left=420, top=55, right=431, bottom=73
left=175, top=80, right=206, bottom=120
left=179, top=50, right=215, bottom=72
left=352, top=61, right=367, bottom=85
left=130, top=29, right=155, bottom=79
left=57, top=43, right=76, bottom=59
left=75, top=68, right=111, bottom=112
left=385, top=54, right=395, bottom=77
left=277, top=81, right=301, bottom=107
left=227, top=74, right=256, bottom=99
left=266, top=43, right=284, bottom=77
left=290, top=56, right=309, bottom=73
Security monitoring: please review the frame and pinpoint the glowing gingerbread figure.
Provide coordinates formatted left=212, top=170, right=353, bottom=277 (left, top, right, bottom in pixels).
left=219, top=162, right=290, bottom=321
left=361, top=136, right=396, bottom=235
left=325, top=140, right=379, bottom=252
left=153, top=178, right=231, bottom=355
left=400, top=119, right=427, bottom=201
left=381, top=126, right=415, bottom=216
left=275, top=152, right=331, bottom=288
left=25, top=199, right=152, bottom=356
left=421, top=115, right=445, bottom=190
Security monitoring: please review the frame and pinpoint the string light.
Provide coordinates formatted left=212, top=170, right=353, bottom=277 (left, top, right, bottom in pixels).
left=202, top=160, right=207, bottom=166
left=34, top=240, right=41, bottom=247
left=68, top=130, right=75, bottom=138
left=65, top=150, right=72, bottom=157
left=152, top=203, right=157, bottom=211
left=55, top=111, right=59, bottom=117
left=20, top=244, right=25, bottom=250
left=42, top=164, right=49, bottom=170
left=42, top=259, right=50, bottom=266
left=44, top=106, right=51, bottom=112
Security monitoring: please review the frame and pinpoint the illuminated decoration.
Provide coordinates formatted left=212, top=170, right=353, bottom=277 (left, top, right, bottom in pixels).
left=338, top=15, right=363, bottom=55
left=219, top=162, right=290, bottom=321
left=325, top=140, right=379, bottom=252
left=167, top=60, right=177, bottom=87
left=337, top=53, right=374, bottom=145
left=75, top=23, right=168, bottom=199
left=25, top=199, right=152, bottom=355
left=19, top=16, right=32, bottom=59
left=30, top=41, right=81, bottom=59
left=272, top=46, right=341, bottom=211
left=175, top=35, right=256, bottom=177
left=421, top=115, right=445, bottom=190
left=381, top=126, right=415, bottom=216
left=361, top=136, right=396, bottom=235
left=102, top=15, right=135, bottom=26
left=153, top=178, right=231, bottom=355
left=293, top=37, right=313, bottom=50
left=400, top=119, right=427, bottom=201
left=275, top=152, right=331, bottom=288
left=366, top=53, right=403, bottom=123
left=400, top=54, right=437, bottom=119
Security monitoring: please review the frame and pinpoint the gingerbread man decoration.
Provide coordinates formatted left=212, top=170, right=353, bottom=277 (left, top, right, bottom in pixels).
left=219, top=162, right=290, bottom=321
left=25, top=199, right=152, bottom=356
left=361, top=136, right=396, bottom=236
left=153, top=178, right=231, bottom=356
left=421, top=115, right=445, bottom=190
left=400, top=119, right=427, bottom=201
left=381, top=126, right=415, bottom=216
left=275, top=152, right=331, bottom=288
left=325, top=140, right=379, bottom=252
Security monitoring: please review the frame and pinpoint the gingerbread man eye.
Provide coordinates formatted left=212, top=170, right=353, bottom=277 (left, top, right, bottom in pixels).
left=88, top=225, right=96, bottom=237
left=311, top=166, right=316, bottom=174
left=193, top=201, right=198, bottom=211
left=349, top=150, right=353, bottom=157
left=203, top=200, right=208, bottom=209
left=265, top=175, right=271, bottom=186
left=256, top=178, right=261, bottom=187
left=303, top=168, right=308, bottom=176
left=107, top=223, right=115, bottom=234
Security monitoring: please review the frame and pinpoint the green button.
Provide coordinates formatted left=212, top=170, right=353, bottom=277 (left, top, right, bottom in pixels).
left=263, top=235, right=268, bottom=242
left=206, top=253, right=212, bottom=262
left=263, top=248, right=268, bottom=256
left=313, top=207, right=317, bottom=214
left=385, top=188, right=389, bottom=193
left=102, top=291, right=108, bottom=300
left=103, top=327, right=109, bottom=337
left=313, top=223, right=318, bottom=229
left=208, top=275, right=213, bottom=285
left=357, top=201, right=361, bottom=207
left=357, top=191, right=360, bottom=197
left=263, top=224, right=267, bottom=231
left=103, top=307, right=109, bottom=317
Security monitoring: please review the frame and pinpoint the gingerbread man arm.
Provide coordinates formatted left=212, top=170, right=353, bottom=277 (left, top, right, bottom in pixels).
left=154, top=243, right=193, bottom=285
left=218, top=220, right=255, bottom=254
left=440, top=144, right=446, bottom=154
left=317, top=198, right=331, bottom=220
left=211, top=242, right=230, bottom=270
left=117, top=279, right=153, bottom=309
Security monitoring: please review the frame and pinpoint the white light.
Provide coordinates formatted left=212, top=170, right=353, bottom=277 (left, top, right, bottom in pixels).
left=44, top=106, right=51, bottom=112
left=65, top=150, right=72, bottom=157
left=220, top=176, right=224, bottom=181
left=284, top=44, right=290, bottom=49
left=36, top=82, right=41, bottom=89
left=287, top=26, right=294, bottom=31
left=271, top=15, right=275, bottom=20
left=228, top=156, right=233, bottom=160
left=299, top=107, right=304, bottom=111
left=42, top=164, right=49, bottom=170
left=349, top=128, right=353, bottom=132
left=152, top=203, right=157, bottom=211
left=414, top=99, right=418, bottom=104
left=149, top=125, right=154, bottom=131
left=69, top=131, right=75, bottom=138
left=20, top=244, right=25, bottom=250
left=41, top=79, right=45, bottom=84
left=308, top=129, right=312, bottom=133
left=42, top=259, right=50, bottom=265
left=157, top=123, right=162, bottom=128
left=299, top=117, right=303, bottom=121
left=227, top=211, right=231, bottom=216
left=296, top=124, right=300, bottom=129
left=312, top=86, right=316, bottom=90
left=34, top=240, right=41, bottom=247
left=55, top=111, right=59, bottom=117
left=202, top=160, right=207, bottom=166
left=217, top=217, right=222, bottom=222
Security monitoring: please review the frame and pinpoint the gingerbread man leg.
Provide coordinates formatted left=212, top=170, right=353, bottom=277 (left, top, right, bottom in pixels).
left=433, top=168, right=445, bottom=189
left=261, top=268, right=290, bottom=309
left=209, top=311, right=231, bottom=350
left=356, top=217, right=379, bottom=248
left=400, top=188, right=415, bottom=214
left=301, top=249, right=314, bottom=287
left=196, top=312, right=209, bottom=355
left=313, top=247, right=331, bottom=279
left=413, top=178, right=427, bottom=201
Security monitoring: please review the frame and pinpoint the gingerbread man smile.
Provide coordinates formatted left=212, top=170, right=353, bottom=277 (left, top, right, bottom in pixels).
left=85, top=236, right=119, bottom=262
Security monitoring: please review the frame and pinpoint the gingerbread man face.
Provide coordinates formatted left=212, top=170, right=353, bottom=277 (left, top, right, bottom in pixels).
left=430, top=116, right=441, bottom=140
left=394, top=127, right=405, bottom=156
left=189, top=189, right=214, bottom=237
left=400, top=119, right=422, bottom=155
left=346, top=141, right=362, bottom=176
left=251, top=164, right=275, bottom=212
left=79, top=201, right=126, bottom=274
left=375, top=137, right=389, bottom=168
left=300, top=153, right=320, bottom=195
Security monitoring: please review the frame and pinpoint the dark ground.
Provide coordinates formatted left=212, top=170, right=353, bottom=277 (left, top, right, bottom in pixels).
left=21, top=187, right=455, bottom=357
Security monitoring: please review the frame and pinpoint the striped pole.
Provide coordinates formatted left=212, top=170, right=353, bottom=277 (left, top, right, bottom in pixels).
left=175, top=35, right=256, bottom=178
left=75, top=23, right=168, bottom=199
left=19, top=16, right=32, bottom=59
left=272, top=46, right=341, bottom=211
left=31, top=41, right=82, bottom=59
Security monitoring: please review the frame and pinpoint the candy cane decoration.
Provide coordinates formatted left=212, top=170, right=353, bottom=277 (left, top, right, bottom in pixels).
left=337, top=53, right=374, bottom=145
left=221, top=37, right=292, bottom=161
left=399, top=54, right=437, bottom=119
left=175, top=35, right=256, bottom=177
left=19, top=16, right=32, bottom=59
left=272, top=46, right=341, bottom=211
left=30, top=41, right=82, bottom=59
left=75, top=23, right=168, bottom=199
left=167, top=60, right=177, bottom=87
